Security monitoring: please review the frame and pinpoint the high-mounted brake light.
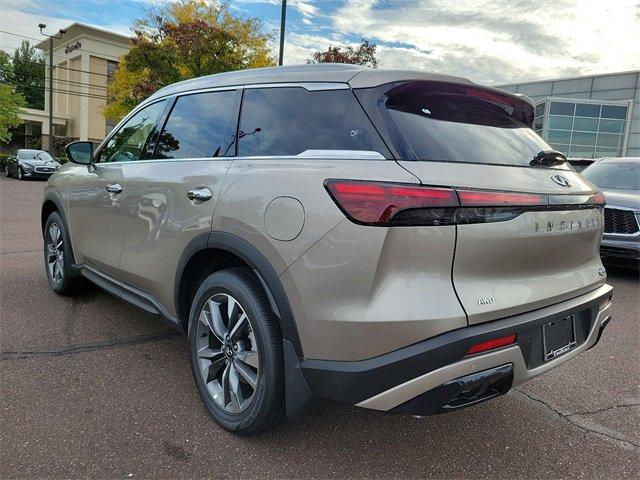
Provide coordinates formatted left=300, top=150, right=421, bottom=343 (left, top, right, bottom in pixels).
left=467, top=334, right=516, bottom=356
left=324, top=180, right=458, bottom=225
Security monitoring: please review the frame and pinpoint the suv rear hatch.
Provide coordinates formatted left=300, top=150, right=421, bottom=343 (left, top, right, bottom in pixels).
left=355, top=80, right=606, bottom=325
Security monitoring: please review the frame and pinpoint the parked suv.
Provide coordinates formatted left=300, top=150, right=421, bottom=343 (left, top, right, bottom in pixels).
left=42, top=64, right=613, bottom=434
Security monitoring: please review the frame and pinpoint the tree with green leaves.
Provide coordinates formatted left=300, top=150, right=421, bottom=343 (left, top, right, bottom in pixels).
left=307, top=40, right=379, bottom=68
left=4, top=41, right=45, bottom=109
left=0, top=84, right=25, bottom=143
left=105, top=0, right=276, bottom=121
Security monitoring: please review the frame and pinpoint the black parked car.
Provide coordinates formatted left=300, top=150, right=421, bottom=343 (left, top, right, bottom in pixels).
left=5, top=149, right=62, bottom=180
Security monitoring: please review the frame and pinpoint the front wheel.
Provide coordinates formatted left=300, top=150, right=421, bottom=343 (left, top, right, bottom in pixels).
left=17, top=167, right=23, bottom=180
left=5, top=164, right=11, bottom=177
left=188, top=268, right=284, bottom=435
left=43, top=212, right=83, bottom=295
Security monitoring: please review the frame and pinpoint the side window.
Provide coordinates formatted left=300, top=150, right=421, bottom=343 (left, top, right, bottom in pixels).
left=153, top=90, right=238, bottom=159
left=97, top=100, right=166, bottom=163
left=237, top=87, right=389, bottom=157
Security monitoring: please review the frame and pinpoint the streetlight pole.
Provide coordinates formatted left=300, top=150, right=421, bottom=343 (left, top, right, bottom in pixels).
left=38, top=24, right=66, bottom=155
left=278, top=0, right=287, bottom=66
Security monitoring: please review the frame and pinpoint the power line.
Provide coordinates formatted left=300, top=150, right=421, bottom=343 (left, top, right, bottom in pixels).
left=45, top=87, right=108, bottom=100
left=0, top=48, right=114, bottom=78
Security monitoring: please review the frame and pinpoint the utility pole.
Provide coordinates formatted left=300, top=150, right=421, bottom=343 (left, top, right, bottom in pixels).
left=278, top=0, right=287, bottom=66
left=38, top=24, right=66, bottom=155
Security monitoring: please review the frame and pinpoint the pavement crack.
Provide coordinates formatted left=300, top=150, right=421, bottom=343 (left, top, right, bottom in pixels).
left=0, top=331, right=182, bottom=361
left=513, top=388, right=640, bottom=451
left=565, top=403, right=640, bottom=418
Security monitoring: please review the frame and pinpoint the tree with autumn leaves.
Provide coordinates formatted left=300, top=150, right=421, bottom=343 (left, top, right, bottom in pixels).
left=105, top=0, right=275, bottom=121
left=307, top=40, right=379, bottom=68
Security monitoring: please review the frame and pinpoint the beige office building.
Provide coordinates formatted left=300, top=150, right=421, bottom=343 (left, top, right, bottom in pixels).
left=25, top=23, right=131, bottom=150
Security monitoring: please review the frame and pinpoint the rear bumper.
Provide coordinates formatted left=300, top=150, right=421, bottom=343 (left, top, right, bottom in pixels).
left=299, top=283, right=613, bottom=415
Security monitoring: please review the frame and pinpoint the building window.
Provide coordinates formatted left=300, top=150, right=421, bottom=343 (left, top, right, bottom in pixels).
left=105, top=60, right=119, bottom=134
left=541, top=99, right=629, bottom=158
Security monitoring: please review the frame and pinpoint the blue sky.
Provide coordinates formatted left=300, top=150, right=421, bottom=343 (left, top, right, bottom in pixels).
left=1, top=0, right=639, bottom=84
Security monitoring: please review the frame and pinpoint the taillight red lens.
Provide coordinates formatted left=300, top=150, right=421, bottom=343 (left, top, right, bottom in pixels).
left=591, top=191, right=606, bottom=206
left=467, top=334, right=517, bottom=356
left=324, top=180, right=458, bottom=225
left=458, top=189, right=546, bottom=206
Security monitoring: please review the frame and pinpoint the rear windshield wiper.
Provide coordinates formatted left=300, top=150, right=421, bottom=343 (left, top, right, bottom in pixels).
left=530, top=150, right=567, bottom=167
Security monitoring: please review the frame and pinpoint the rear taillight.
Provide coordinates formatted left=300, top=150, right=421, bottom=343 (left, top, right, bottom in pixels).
left=324, top=180, right=458, bottom=225
left=325, top=179, right=606, bottom=227
left=467, top=334, right=516, bottom=356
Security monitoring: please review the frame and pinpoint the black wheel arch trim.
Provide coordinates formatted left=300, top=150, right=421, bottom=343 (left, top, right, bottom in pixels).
left=173, top=231, right=304, bottom=358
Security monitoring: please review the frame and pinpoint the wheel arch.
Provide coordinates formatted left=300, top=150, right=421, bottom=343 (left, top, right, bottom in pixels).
left=175, top=232, right=304, bottom=357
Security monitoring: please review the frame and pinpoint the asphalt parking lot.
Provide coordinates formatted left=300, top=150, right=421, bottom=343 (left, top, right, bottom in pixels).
left=0, top=174, right=638, bottom=479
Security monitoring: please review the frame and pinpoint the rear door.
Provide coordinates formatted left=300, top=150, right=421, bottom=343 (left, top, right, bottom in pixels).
left=356, top=81, right=606, bottom=324
left=117, top=89, right=240, bottom=317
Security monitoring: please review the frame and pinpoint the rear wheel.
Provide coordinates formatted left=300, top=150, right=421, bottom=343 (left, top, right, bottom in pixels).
left=5, top=164, right=11, bottom=177
left=43, top=212, right=83, bottom=295
left=188, top=268, right=284, bottom=435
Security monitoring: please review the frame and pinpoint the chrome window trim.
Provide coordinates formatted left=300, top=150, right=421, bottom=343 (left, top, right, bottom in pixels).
left=86, top=150, right=386, bottom=166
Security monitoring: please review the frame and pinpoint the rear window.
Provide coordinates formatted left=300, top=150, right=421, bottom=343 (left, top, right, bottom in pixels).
left=360, top=81, right=552, bottom=167
left=237, top=87, right=390, bottom=158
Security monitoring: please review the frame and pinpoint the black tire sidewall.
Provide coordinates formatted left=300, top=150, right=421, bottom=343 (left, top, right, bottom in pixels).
left=188, top=268, right=284, bottom=434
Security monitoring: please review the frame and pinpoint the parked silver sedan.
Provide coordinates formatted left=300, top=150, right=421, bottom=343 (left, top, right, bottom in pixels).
left=4, top=149, right=62, bottom=180
left=583, top=157, right=640, bottom=268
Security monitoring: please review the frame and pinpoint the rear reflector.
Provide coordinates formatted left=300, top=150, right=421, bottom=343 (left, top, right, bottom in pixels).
left=324, top=180, right=458, bottom=224
left=467, top=334, right=516, bottom=356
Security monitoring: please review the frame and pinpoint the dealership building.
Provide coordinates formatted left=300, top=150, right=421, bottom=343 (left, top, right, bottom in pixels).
left=497, top=70, right=639, bottom=159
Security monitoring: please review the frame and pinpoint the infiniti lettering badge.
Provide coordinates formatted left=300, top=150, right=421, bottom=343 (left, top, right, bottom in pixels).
left=551, top=174, right=572, bottom=187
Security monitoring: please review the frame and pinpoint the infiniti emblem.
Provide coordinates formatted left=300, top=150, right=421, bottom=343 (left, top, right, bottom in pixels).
left=551, top=174, right=572, bottom=187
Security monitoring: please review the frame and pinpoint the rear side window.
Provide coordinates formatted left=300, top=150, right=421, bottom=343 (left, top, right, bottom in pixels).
left=237, top=87, right=389, bottom=158
left=359, top=81, right=551, bottom=167
left=153, top=90, right=238, bottom=159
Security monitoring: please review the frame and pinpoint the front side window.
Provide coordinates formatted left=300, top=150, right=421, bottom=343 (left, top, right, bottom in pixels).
left=153, top=90, right=238, bottom=159
left=97, top=100, right=166, bottom=163
left=237, top=87, right=390, bottom=157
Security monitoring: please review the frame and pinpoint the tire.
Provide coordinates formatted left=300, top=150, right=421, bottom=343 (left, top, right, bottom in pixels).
left=43, top=211, right=84, bottom=295
left=17, top=167, right=23, bottom=180
left=5, top=165, right=11, bottom=177
left=188, top=268, right=285, bottom=435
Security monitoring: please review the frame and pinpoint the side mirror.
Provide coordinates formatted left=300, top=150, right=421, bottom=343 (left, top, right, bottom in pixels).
left=65, top=141, right=94, bottom=165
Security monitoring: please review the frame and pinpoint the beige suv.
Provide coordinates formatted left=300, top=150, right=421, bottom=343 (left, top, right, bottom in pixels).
left=42, top=64, right=613, bottom=434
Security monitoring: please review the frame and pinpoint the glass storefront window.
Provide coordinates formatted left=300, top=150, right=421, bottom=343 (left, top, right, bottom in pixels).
left=575, top=103, right=600, bottom=117
left=548, top=115, right=573, bottom=130
left=598, top=119, right=625, bottom=134
left=570, top=146, right=595, bottom=157
left=548, top=130, right=571, bottom=144
left=596, top=133, right=622, bottom=148
left=601, top=105, right=627, bottom=119
left=572, top=131, right=597, bottom=146
left=573, top=117, right=598, bottom=132
left=549, top=101, right=575, bottom=116
left=535, top=103, right=545, bottom=117
left=552, top=144, right=570, bottom=156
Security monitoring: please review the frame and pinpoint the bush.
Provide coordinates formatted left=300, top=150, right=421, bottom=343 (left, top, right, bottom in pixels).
left=0, top=153, right=8, bottom=170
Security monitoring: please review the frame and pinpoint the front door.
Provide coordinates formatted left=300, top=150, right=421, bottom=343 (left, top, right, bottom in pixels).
left=66, top=100, right=167, bottom=277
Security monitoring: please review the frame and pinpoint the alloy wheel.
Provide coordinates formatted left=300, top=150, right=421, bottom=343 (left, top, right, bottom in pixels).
left=17, top=168, right=22, bottom=180
left=46, top=223, right=64, bottom=284
left=196, top=293, right=260, bottom=414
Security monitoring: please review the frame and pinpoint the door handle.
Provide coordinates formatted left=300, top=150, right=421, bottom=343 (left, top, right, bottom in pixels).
left=187, top=187, right=213, bottom=202
left=105, top=183, right=123, bottom=194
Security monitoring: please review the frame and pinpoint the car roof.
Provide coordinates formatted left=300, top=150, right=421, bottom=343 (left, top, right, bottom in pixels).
left=146, top=63, right=529, bottom=106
